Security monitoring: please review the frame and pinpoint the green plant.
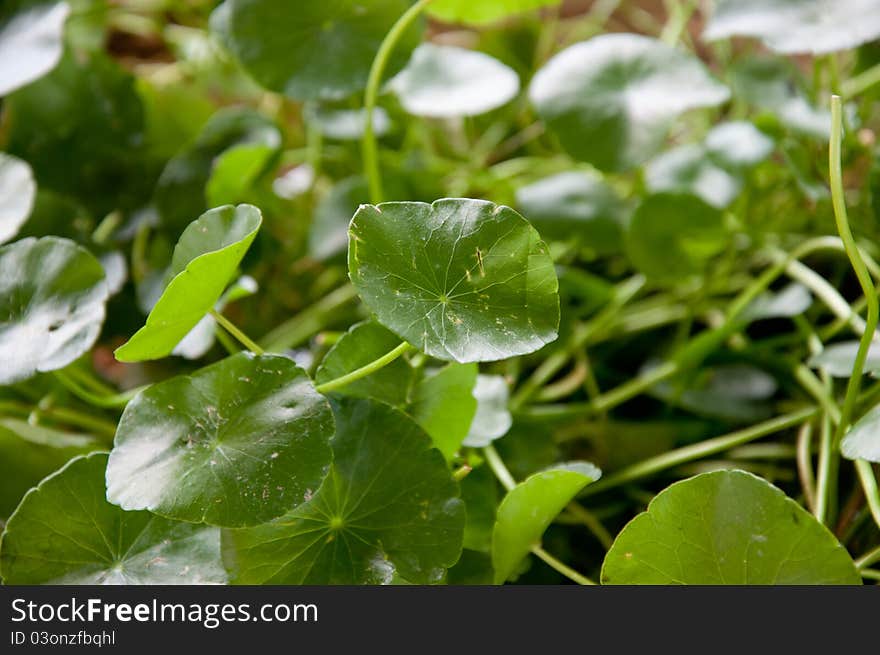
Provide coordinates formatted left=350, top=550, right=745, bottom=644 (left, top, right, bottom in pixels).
left=1, top=0, right=880, bottom=585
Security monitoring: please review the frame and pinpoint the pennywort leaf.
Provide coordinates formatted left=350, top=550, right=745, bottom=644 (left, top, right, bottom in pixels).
left=0, top=0, right=69, bottom=96
left=601, top=470, right=860, bottom=584
left=349, top=198, right=560, bottom=363
left=529, top=34, right=729, bottom=171
left=0, top=153, right=36, bottom=244
left=0, top=236, right=109, bottom=385
left=223, top=397, right=465, bottom=584
left=106, top=352, right=334, bottom=527
left=219, top=0, right=421, bottom=101
left=389, top=43, right=520, bottom=118
left=114, top=204, right=261, bottom=363
left=0, top=453, right=226, bottom=584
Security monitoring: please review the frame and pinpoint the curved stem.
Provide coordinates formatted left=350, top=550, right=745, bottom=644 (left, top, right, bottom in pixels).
left=855, top=544, right=880, bottom=570
left=314, top=341, right=412, bottom=394
left=53, top=371, right=144, bottom=409
left=531, top=546, right=596, bottom=585
left=210, top=310, right=265, bottom=356
left=260, top=284, right=358, bottom=352
left=842, top=60, right=880, bottom=99
left=362, top=0, right=434, bottom=203
left=829, top=95, right=880, bottom=448
left=578, top=407, right=818, bottom=498
left=482, top=444, right=516, bottom=491
left=855, top=460, right=880, bottom=530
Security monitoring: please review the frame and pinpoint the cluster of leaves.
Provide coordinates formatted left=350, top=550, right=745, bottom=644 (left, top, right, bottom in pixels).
left=1, top=0, right=880, bottom=586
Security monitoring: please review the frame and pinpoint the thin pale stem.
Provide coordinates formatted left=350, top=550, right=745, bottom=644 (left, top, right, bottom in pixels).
left=855, top=544, right=880, bottom=570
left=854, top=460, right=880, bottom=530
left=211, top=310, right=265, bottom=356
left=828, top=95, right=880, bottom=448
left=482, top=444, right=516, bottom=492
left=797, top=422, right=817, bottom=513
left=53, top=371, right=144, bottom=409
left=362, top=0, right=434, bottom=203
left=842, top=60, right=880, bottom=99
left=314, top=341, right=412, bottom=394
left=579, top=408, right=819, bottom=498
left=531, top=546, right=596, bottom=585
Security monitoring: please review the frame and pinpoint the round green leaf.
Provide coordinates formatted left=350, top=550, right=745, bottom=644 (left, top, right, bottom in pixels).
left=842, top=403, right=880, bottom=463
left=515, top=171, right=627, bottom=251
left=463, top=374, right=512, bottom=448
left=492, top=462, right=600, bottom=584
left=645, top=145, right=741, bottom=209
left=0, top=453, right=226, bottom=584
left=529, top=34, right=729, bottom=172
left=0, top=153, right=36, bottom=244
left=315, top=320, right=416, bottom=407
left=223, top=397, right=465, bottom=584
left=4, top=50, right=150, bottom=216
left=0, top=419, right=99, bottom=520
left=106, top=352, right=334, bottom=528
left=428, top=0, right=561, bottom=25
left=389, top=43, right=520, bottom=118
left=349, top=198, right=560, bottom=363
left=0, top=236, right=109, bottom=385
left=115, top=204, right=261, bottom=363
left=0, top=1, right=69, bottom=96
left=625, top=193, right=727, bottom=281
left=807, top=340, right=880, bottom=378
left=704, top=0, right=880, bottom=55
left=221, top=0, right=421, bottom=101
left=601, top=470, right=860, bottom=584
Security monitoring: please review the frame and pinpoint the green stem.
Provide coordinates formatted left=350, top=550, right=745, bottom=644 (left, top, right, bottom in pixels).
left=210, top=310, right=265, bottom=355
left=0, top=400, right=117, bottom=441
left=452, top=464, right=472, bottom=482
left=314, top=341, right=412, bottom=394
left=855, top=544, right=880, bottom=570
left=579, top=407, right=818, bottom=498
left=659, top=0, right=696, bottom=45
left=565, top=502, right=614, bottom=550
left=828, top=95, right=879, bottom=448
left=362, top=0, right=434, bottom=203
left=860, top=568, right=880, bottom=581
left=796, top=421, right=817, bottom=512
left=531, top=546, right=596, bottom=585
left=842, top=60, right=880, bottom=99
left=815, top=411, right=837, bottom=524
left=482, top=444, right=516, bottom=492
left=854, top=459, right=880, bottom=530
left=53, top=371, right=144, bottom=409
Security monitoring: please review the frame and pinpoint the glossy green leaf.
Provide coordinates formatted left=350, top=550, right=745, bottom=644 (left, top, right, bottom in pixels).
left=206, top=143, right=278, bottom=208
left=315, top=320, right=416, bottom=406
left=223, top=397, right=465, bottom=584
left=390, top=43, right=520, bottom=118
left=492, top=462, right=600, bottom=584
left=529, top=34, right=729, bottom=171
left=0, top=419, right=99, bottom=520
left=625, top=194, right=727, bottom=281
left=409, top=364, right=478, bottom=460
left=349, top=198, right=560, bottom=363
left=220, top=0, right=421, bottom=101
left=4, top=50, right=151, bottom=216
left=646, top=145, right=740, bottom=209
left=463, top=374, right=512, bottom=448
left=106, top=352, right=333, bottom=527
left=704, top=0, right=880, bottom=55
left=0, top=153, right=36, bottom=244
left=155, top=108, right=280, bottom=232
left=115, top=204, right=261, bottom=363
left=0, top=237, right=108, bottom=385
left=428, top=0, right=561, bottom=25
left=0, top=454, right=226, bottom=584
left=515, top=171, right=627, bottom=252
left=842, top=403, right=880, bottom=462
left=807, top=340, right=880, bottom=378
left=601, top=470, right=861, bottom=584
left=0, top=1, right=69, bottom=96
